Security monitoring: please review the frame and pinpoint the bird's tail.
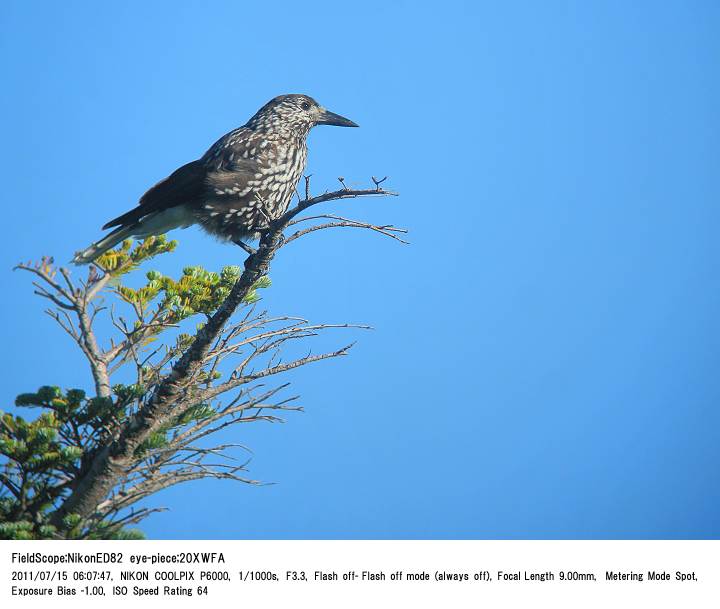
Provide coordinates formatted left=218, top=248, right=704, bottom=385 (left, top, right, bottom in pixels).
left=71, top=225, right=136, bottom=265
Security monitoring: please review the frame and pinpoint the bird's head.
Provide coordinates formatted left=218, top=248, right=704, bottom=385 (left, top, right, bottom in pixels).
left=246, top=94, right=358, bottom=137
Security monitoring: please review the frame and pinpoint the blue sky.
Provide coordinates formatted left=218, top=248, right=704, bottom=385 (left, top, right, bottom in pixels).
left=1, top=0, right=719, bottom=538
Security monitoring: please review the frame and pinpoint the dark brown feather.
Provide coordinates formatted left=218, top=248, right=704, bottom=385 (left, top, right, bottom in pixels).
left=102, top=160, right=207, bottom=229
left=76, top=94, right=356, bottom=265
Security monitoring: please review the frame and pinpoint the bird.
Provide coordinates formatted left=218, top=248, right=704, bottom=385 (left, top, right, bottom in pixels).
left=72, top=94, right=358, bottom=264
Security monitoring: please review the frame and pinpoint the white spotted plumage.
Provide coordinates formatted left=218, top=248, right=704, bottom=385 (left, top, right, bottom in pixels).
left=72, top=94, right=356, bottom=264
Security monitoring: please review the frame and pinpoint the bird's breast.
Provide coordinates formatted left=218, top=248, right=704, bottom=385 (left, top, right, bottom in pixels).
left=195, top=143, right=307, bottom=241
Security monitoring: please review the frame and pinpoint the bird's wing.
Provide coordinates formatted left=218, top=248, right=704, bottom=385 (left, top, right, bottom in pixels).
left=205, top=157, right=260, bottom=195
left=202, top=131, right=268, bottom=201
left=101, top=129, right=263, bottom=230
left=102, top=160, right=207, bottom=229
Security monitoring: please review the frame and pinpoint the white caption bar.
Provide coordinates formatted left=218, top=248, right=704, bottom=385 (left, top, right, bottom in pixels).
left=1, top=540, right=718, bottom=608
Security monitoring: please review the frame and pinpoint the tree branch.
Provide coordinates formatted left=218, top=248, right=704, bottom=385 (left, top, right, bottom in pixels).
left=16, top=261, right=112, bottom=398
left=48, top=182, right=398, bottom=528
left=285, top=215, right=409, bottom=245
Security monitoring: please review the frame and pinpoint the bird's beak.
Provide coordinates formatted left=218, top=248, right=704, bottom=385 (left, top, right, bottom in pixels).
left=317, top=108, right=359, bottom=128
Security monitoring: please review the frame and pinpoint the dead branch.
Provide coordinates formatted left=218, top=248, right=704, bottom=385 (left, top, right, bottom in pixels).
left=285, top=214, right=409, bottom=244
left=16, top=178, right=401, bottom=534
left=17, top=259, right=112, bottom=398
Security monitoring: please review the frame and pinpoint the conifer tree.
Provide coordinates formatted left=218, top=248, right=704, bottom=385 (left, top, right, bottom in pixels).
left=1, top=179, right=403, bottom=539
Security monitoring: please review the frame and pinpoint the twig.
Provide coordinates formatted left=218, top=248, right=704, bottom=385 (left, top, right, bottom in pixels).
left=36, top=178, right=401, bottom=532
left=285, top=215, right=409, bottom=245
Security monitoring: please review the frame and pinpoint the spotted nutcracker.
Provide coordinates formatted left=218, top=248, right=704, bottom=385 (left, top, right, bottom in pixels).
left=72, top=94, right=358, bottom=264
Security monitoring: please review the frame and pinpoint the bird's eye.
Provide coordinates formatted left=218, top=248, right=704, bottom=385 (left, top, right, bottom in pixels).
left=301, top=101, right=311, bottom=110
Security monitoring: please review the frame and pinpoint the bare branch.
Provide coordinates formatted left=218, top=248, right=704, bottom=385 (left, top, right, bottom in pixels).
left=44, top=309, right=79, bottom=342
left=32, top=284, right=75, bottom=310
left=285, top=215, right=409, bottom=245
left=201, top=343, right=354, bottom=402
left=17, top=259, right=111, bottom=398
left=15, top=259, right=77, bottom=306
left=371, top=175, right=388, bottom=190
left=46, top=179, right=399, bottom=530
left=140, top=386, right=295, bottom=461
